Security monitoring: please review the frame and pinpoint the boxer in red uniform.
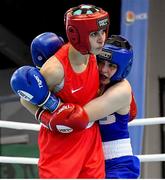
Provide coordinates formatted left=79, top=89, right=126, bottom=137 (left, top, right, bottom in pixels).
left=35, top=35, right=139, bottom=179
left=10, top=4, right=110, bottom=178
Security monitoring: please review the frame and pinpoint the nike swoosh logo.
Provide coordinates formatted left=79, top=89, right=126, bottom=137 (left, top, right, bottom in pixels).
left=71, top=87, right=83, bottom=93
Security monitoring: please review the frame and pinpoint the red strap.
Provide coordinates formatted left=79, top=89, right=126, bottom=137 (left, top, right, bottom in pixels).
left=129, top=92, right=137, bottom=121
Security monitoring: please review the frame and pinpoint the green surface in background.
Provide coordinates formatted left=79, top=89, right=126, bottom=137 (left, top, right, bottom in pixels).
left=0, top=144, right=39, bottom=178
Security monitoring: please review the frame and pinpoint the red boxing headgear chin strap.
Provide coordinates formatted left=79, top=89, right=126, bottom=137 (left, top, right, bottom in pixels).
left=65, top=4, right=110, bottom=55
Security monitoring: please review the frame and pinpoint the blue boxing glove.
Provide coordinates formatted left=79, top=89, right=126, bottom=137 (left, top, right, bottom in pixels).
left=31, top=32, right=64, bottom=69
left=10, top=66, right=60, bottom=112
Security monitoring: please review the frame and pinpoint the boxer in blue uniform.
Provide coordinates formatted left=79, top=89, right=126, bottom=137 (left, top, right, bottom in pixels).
left=97, top=35, right=140, bottom=178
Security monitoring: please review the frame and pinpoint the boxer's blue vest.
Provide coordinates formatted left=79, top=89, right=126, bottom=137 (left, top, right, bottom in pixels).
left=99, top=113, right=140, bottom=179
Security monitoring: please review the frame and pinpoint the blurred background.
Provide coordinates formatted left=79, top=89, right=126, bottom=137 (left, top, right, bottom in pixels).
left=0, top=0, right=165, bottom=178
left=0, top=0, right=121, bottom=70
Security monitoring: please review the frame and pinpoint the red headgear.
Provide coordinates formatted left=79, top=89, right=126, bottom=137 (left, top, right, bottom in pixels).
left=65, top=4, right=110, bottom=55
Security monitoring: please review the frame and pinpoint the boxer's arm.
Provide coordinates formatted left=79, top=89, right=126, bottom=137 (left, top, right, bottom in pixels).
left=40, top=56, right=64, bottom=91
left=24, top=78, right=133, bottom=132
left=21, top=56, right=64, bottom=114
left=84, top=79, right=132, bottom=122
left=20, top=99, right=38, bottom=115
left=21, top=32, right=64, bottom=114
left=36, top=79, right=132, bottom=132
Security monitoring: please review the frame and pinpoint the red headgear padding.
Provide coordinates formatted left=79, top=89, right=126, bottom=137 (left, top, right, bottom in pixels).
left=65, top=4, right=110, bottom=55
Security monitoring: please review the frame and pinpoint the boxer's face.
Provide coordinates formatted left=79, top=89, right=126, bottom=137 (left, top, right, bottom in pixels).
left=98, top=60, right=117, bottom=85
left=89, top=29, right=106, bottom=55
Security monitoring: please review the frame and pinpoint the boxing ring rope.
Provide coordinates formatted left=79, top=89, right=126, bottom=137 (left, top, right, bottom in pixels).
left=128, top=117, right=165, bottom=126
left=0, top=156, right=38, bottom=164
left=0, top=120, right=40, bottom=131
left=0, top=154, right=165, bottom=164
left=1, top=116, right=165, bottom=131
left=1, top=117, right=165, bottom=164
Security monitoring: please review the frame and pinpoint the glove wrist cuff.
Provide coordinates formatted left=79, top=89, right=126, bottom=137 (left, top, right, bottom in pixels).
left=35, top=108, right=45, bottom=122
left=35, top=108, right=51, bottom=130
left=39, top=91, right=61, bottom=112
left=39, top=91, right=51, bottom=107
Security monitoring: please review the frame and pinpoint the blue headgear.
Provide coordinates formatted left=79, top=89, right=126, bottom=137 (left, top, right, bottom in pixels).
left=97, top=35, right=133, bottom=82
